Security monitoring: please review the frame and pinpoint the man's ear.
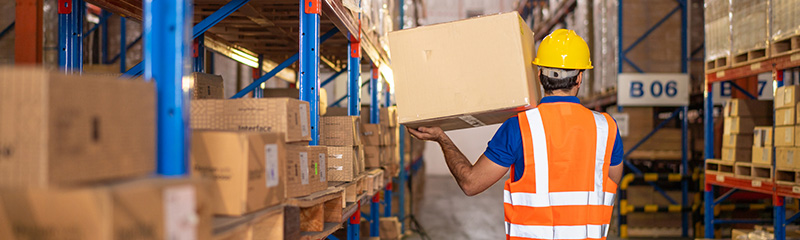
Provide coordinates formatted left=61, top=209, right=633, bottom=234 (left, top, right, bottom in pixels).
left=576, top=71, right=583, bottom=86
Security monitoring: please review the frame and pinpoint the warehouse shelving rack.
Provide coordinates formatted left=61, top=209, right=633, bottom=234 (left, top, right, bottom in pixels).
left=51, top=0, right=415, bottom=239
left=703, top=46, right=800, bottom=239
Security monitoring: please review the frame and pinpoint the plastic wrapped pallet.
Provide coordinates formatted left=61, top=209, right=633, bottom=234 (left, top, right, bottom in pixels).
left=592, top=0, right=618, bottom=94
left=705, top=0, right=732, bottom=67
left=770, top=0, right=800, bottom=56
left=731, top=0, right=769, bottom=64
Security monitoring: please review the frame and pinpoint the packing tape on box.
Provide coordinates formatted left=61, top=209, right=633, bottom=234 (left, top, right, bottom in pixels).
left=459, top=115, right=486, bottom=127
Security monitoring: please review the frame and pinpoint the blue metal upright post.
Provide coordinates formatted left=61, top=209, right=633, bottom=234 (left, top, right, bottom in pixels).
left=58, top=0, right=84, bottom=72
left=704, top=82, right=715, bottom=238
left=370, top=66, right=379, bottom=123
left=776, top=196, right=786, bottom=240
left=348, top=201, right=362, bottom=240
left=101, top=10, right=110, bottom=64
left=120, top=17, right=126, bottom=73
left=385, top=183, right=393, bottom=217
left=348, top=33, right=361, bottom=116
left=398, top=126, right=407, bottom=232
left=254, top=54, right=263, bottom=98
left=193, top=33, right=205, bottom=73
left=144, top=0, right=192, bottom=176
left=681, top=106, right=689, bottom=237
left=370, top=195, right=380, bottom=237
left=299, top=0, right=321, bottom=145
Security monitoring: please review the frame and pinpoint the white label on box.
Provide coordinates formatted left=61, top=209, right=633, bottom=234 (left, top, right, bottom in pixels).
left=319, top=153, right=326, bottom=182
left=787, top=111, right=793, bottom=124
left=458, top=115, right=486, bottom=127
left=793, top=186, right=800, bottom=193
left=716, top=175, right=725, bottom=182
left=763, top=150, right=769, bottom=162
left=299, top=104, right=309, bottom=137
left=300, top=152, right=309, bottom=185
left=788, top=129, right=793, bottom=144
left=789, top=150, right=794, bottom=165
left=164, top=185, right=197, bottom=240
left=330, top=154, right=343, bottom=159
left=265, top=144, right=279, bottom=187
left=752, top=180, right=762, bottom=187
left=610, top=113, right=629, bottom=137
left=617, top=73, right=689, bottom=106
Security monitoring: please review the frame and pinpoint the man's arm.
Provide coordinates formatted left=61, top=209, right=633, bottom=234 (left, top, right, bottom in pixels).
left=609, top=163, right=623, bottom=185
left=408, top=127, right=509, bottom=196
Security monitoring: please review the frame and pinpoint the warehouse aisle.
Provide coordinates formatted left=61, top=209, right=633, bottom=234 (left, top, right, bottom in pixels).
left=406, top=175, right=505, bottom=240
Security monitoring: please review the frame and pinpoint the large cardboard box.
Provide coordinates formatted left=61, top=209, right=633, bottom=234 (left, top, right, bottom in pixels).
left=262, top=88, right=328, bottom=115
left=285, top=144, right=327, bottom=198
left=191, top=72, right=224, bottom=99
left=722, top=147, right=751, bottom=162
left=364, top=146, right=381, bottom=168
left=776, top=126, right=795, bottom=147
left=776, top=85, right=800, bottom=108
left=723, top=134, right=754, bottom=148
left=777, top=147, right=800, bottom=169
left=389, top=12, right=540, bottom=131
left=320, top=116, right=361, bottom=146
left=0, top=177, right=213, bottom=240
left=0, top=67, right=155, bottom=187
left=777, top=107, right=796, bottom=126
left=191, top=98, right=311, bottom=142
left=361, top=124, right=382, bottom=146
left=723, top=117, right=772, bottom=135
left=754, top=126, right=773, bottom=147
left=380, top=107, right=398, bottom=127
left=724, top=99, right=773, bottom=117
left=752, top=146, right=773, bottom=165
left=325, top=146, right=364, bottom=182
left=381, top=145, right=400, bottom=167
left=191, top=131, right=286, bottom=216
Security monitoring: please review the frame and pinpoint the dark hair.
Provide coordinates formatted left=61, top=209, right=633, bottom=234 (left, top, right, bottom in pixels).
left=539, top=70, right=583, bottom=94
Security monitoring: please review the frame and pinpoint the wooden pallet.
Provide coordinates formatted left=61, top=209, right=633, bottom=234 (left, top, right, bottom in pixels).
left=706, top=159, right=735, bottom=176
left=752, top=163, right=773, bottom=181
left=706, top=55, right=730, bottom=73
left=212, top=204, right=285, bottom=240
left=777, top=168, right=800, bottom=186
left=287, top=187, right=345, bottom=232
left=365, top=168, right=385, bottom=196
left=625, top=150, right=683, bottom=161
left=732, top=47, right=770, bottom=67
left=771, top=34, right=800, bottom=57
left=331, top=173, right=367, bottom=203
left=735, top=162, right=754, bottom=178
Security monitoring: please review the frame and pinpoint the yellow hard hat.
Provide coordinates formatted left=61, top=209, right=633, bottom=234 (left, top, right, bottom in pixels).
left=532, top=29, right=593, bottom=69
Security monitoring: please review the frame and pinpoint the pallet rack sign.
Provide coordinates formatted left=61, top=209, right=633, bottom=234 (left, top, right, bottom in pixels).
left=617, top=73, right=690, bottom=106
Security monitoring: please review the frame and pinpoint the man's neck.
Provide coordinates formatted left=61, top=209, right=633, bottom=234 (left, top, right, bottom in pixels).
left=545, top=91, right=576, bottom=97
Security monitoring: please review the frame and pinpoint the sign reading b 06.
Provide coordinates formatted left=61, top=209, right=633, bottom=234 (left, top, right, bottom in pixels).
left=617, top=73, right=690, bottom=106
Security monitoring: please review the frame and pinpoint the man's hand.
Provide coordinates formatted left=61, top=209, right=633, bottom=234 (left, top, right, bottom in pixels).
left=408, top=127, right=446, bottom=142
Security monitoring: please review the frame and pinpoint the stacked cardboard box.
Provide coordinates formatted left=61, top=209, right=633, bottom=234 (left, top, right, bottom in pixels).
left=722, top=99, right=772, bottom=162
left=320, top=116, right=365, bottom=181
left=752, top=126, right=773, bottom=165
left=0, top=67, right=213, bottom=239
left=776, top=86, right=800, bottom=169
left=190, top=72, right=225, bottom=99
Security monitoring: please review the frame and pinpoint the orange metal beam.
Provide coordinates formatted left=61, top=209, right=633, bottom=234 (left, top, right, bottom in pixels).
left=15, top=0, right=43, bottom=64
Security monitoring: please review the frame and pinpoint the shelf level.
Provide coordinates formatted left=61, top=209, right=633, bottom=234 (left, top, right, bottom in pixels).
left=705, top=52, right=800, bottom=83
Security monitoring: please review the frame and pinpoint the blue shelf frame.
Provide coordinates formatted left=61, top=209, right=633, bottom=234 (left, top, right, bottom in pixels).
left=59, top=0, right=408, bottom=238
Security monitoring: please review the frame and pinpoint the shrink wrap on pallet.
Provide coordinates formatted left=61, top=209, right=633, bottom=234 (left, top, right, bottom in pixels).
left=731, top=0, right=768, bottom=57
left=771, top=0, right=800, bottom=42
left=705, top=0, right=732, bottom=61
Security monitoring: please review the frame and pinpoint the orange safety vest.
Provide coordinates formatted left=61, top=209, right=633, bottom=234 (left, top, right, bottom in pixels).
left=504, top=102, right=618, bottom=240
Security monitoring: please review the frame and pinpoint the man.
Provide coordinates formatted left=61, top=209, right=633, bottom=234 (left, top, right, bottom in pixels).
left=408, top=29, right=624, bottom=239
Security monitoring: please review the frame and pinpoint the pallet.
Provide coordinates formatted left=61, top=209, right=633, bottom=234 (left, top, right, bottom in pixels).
left=771, top=34, right=800, bottom=57
left=777, top=168, right=800, bottom=186
left=732, top=47, right=770, bottom=67
left=706, top=159, right=735, bottom=176
left=705, top=56, right=730, bottom=73
left=365, top=168, right=385, bottom=196
left=752, top=163, right=773, bottom=181
left=287, top=187, right=345, bottom=232
left=735, top=162, right=754, bottom=178
left=212, top=204, right=285, bottom=240
left=331, top=173, right=367, bottom=204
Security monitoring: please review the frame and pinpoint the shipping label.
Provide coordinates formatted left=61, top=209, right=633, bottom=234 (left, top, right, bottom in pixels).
left=265, top=144, right=279, bottom=187
left=300, top=152, right=309, bottom=185
left=319, top=153, right=326, bottom=182
left=299, top=104, right=309, bottom=137
left=164, top=185, right=197, bottom=240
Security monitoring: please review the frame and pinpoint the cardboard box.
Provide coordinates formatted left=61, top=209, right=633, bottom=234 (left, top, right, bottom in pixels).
left=325, top=146, right=365, bottom=182
left=777, top=106, right=796, bottom=126
left=724, top=99, right=773, bottom=117
left=777, top=147, right=800, bottom=169
left=191, top=72, right=224, bottom=99
left=731, top=229, right=754, bottom=240
left=389, top=12, right=541, bottom=131
left=263, top=88, right=327, bottom=116
left=0, top=177, right=213, bottom=240
left=723, top=134, right=753, bottom=148
left=776, top=85, right=800, bottom=108
left=752, top=146, right=773, bottom=165
left=320, top=116, right=362, bottom=146
left=754, top=126, right=773, bottom=147
left=0, top=67, right=155, bottom=187
left=364, top=146, right=381, bottom=168
left=723, top=117, right=772, bottom=135
left=285, top=144, right=327, bottom=198
left=379, top=217, right=402, bottom=240
left=776, top=126, right=795, bottom=147
left=191, top=98, right=311, bottom=142
left=722, top=147, right=751, bottom=162
left=381, top=145, right=400, bottom=166
left=380, top=107, right=398, bottom=127
left=191, top=131, right=286, bottom=216
left=361, top=124, right=382, bottom=146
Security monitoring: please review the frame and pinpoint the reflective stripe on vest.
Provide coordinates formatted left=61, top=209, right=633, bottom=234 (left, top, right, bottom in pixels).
left=504, top=105, right=617, bottom=240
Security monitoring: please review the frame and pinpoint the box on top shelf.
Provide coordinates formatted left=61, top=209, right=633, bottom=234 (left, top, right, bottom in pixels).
left=722, top=134, right=753, bottom=148
left=704, top=0, right=731, bottom=64
left=731, top=0, right=769, bottom=62
left=775, top=85, right=800, bottom=108
left=284, top=144, right=327, bottom=198
left=263, top=88, right=327, bottom=115
left=0, top=67, right=155, bottom=188
left=775, top=126, right=796, bottom=147
left=723, top=117, right=772, bottom=135
left=320, top=116, right=362, bottom=146
left=190, top=131, right=285, bottom=216
left=361, top=124, right=382, bottom=146
left=191, top=72, right=225, bottom=99
left=191, top=98, right=311, bottom=142
left=0, top=177, right=214, bottom=240
left=389, top=12, right=541, bottom=131
left=721, top=147, right=751, bottom=162
left=752, top=146, right=772, bottom=165
left=754, top=126, right=773, bottom=147
left=776, top=106, right=796, bottom=126
left=326, top=146, right=365, bottom=182
left=723, top=99, right=773, bottom=117
left=770, top=0, right=800, bottom=56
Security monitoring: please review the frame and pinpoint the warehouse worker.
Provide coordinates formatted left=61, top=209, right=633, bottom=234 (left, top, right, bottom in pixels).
left=408, top=29, right=624, bottom=239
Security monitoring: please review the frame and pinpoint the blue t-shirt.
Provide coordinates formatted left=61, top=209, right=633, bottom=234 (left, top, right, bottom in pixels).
left=483, top=96, right=623, bottom=182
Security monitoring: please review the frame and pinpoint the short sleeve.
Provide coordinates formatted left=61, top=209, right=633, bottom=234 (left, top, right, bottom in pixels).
left=610, top=119, right=624, bottom=166
left=484, top=116, right=523, bottom=168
